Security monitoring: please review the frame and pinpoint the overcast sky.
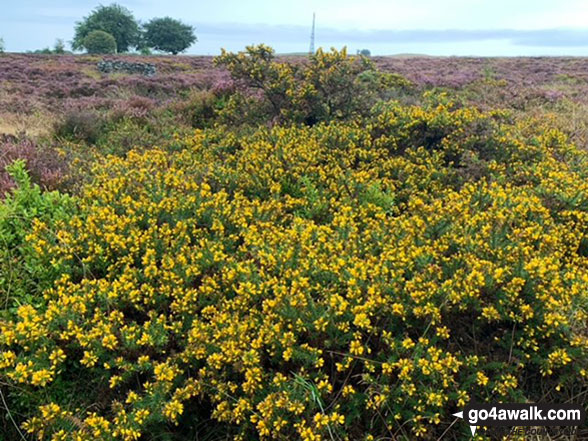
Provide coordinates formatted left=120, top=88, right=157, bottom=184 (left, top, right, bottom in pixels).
left=3, top=0, right=588, bottom=55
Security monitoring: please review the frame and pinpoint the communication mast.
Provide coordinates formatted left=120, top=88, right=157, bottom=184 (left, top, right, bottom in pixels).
left=309, top=12, right=315, bottom=55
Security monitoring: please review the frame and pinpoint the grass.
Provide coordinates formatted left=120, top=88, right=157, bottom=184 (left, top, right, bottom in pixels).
left=0, top=112, right=54, bottom=138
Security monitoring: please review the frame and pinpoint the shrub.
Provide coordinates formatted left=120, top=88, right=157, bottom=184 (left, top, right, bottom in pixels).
left=110, top=95, right=156, bottom=122
left=170, top=89, right=218, bottom=128
left=95, top=109, right=188, bottom=156
left=0, top=135, right=66, bottom=193
left=1, top=105, right=586, bottom=441
left=53, top=109, right=105, bottom=144
left=95, top=117, right=160, bottom=155
left=0, top=160, right=75, bottom=303
left=30, top=47, right=54, bottom=55
left=214, top=44, right=413, bottom=126
left=83, top=30, right=117, bottom=54
left=0, top=161, right=76, bottom=439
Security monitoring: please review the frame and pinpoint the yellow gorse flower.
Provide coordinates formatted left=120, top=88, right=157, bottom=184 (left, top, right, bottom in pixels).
left=1, top=97, right=587, bottom=440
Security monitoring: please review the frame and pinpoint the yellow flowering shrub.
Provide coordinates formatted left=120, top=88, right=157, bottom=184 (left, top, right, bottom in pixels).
left=1, top=100, right=587, bottom=440
left=214, top=44, right=414, bottom=126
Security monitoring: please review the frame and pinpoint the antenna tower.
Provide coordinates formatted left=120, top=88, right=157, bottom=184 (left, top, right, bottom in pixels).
left=309, top=12, right=315, bottom=55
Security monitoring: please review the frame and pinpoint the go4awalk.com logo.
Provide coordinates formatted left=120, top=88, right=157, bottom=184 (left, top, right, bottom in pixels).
left=452, top=403, right=586, bottom=437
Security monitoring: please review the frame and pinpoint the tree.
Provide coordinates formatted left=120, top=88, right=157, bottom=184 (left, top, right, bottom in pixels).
left=0, top=37, right=4, bottom=54
left=358, top=48, right=371, bottom=57
left=54, top=39, right=66, bottom=54
left=83, top=30, right=117, bottom=54
left=72, top=4, right=140, bottom=53
left=143, top=17, right=196, bottom=55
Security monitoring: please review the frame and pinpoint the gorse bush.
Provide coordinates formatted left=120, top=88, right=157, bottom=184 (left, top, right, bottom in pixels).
left=0, top=160, right=75, bottom=310
left=214, top=44, right=414, bottom=126
left=1, top=98, right=587, bottom=440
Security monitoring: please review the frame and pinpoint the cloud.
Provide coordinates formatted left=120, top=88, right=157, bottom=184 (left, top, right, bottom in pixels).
left=3, top=4, right=588, bottom=54
left=510, top=30, right=588, bottom=47
left=194, top=23, right=588, bottom=48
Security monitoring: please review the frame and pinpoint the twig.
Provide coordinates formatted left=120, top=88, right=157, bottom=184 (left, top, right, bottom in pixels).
left=0, top=386, right=28, bottom=441
left=435, top=418, right=459, bottom=441
left=507, top=323, right=516, bottom=364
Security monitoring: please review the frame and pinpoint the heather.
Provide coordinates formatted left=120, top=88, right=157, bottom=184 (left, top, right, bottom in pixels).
left=0, top=54, right=220, bottom=115
left=0, top=48, right=587, bottom=441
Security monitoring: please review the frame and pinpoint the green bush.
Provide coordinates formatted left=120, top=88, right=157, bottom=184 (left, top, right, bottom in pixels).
left=0, top=160, right=76, bottom=312
left=83, top=30, right=117, bottom=54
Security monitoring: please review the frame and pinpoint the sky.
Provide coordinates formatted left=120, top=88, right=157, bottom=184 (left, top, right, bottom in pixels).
left=2, top=0, right=588, bottom=56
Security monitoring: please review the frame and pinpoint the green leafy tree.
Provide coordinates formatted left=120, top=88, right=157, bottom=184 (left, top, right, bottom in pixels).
left=0, top=37, right=5, bottom=54
left=83, top=30, right=117, bottom=54
left=72, top=3, right=140, bottom=53
left=143, top=17, right=196, bottom=55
